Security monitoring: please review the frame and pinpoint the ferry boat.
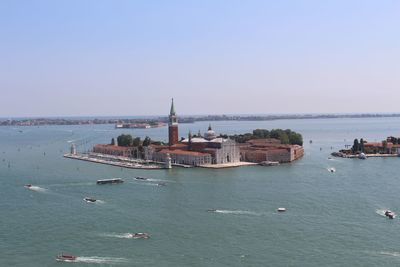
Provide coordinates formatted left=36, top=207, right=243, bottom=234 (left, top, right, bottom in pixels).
left=128, top=232, right=150, bottom=239
left=96, top=178, right=124, bottom=185
left=56, top=254, right=77, bottom=262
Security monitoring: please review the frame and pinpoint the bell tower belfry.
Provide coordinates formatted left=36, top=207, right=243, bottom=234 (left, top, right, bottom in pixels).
left=168, top=98, right=179, bottom=146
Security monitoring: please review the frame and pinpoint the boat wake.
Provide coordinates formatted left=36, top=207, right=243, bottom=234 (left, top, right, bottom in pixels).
left=380, top=251, right=400, bottom=257
left=74, top=256, right=129, bottom=264
left=376, top=209, right=388, bottom=217
left=67, top=140, right=75, bottom=143
left=100, top=233, right=135, bottom=239
left=212, top=209, right=261, bottom=216
left=27, top=186, right=47, bottom=193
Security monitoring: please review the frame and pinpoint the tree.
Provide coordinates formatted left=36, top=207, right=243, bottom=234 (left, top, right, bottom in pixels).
left=117, top=134, right=133, bottom=147
left=360, top=138, right=365, bottom=153
left=288, top=132, right=303, bottom=146
left=132, top=137, right=141, bottom=147
left=352, top=139, right=359, bottom=153
left=142, top=136, right=151, bottom=146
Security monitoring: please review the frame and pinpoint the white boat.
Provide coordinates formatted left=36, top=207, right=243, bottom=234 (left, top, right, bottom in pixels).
left=277, top=208, right=286, bottom=212
left=56, top=254, right=77, bottom=262
left=260, top=161, right=280, bottom=166
left=127, top=232, right=150, bottom=239
left=385, top=210, right=396, bottom=219
left=328, top=167, right=336, bottom=173
left=358, top=153, right=367, bottom=159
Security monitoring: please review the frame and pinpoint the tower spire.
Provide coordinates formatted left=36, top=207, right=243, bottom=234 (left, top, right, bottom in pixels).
left=170, top=98, right=176, bottom=116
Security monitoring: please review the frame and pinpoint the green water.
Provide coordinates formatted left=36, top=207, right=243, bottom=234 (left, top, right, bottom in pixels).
left=1, top=118, right=400, bottom=266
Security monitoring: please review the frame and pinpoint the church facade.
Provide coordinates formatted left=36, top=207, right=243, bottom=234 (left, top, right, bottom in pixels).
left=146, top=99, right=241, bottom=166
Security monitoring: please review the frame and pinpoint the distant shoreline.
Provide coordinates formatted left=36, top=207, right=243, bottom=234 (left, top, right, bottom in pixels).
left=2, top=113, right=400, bottom=127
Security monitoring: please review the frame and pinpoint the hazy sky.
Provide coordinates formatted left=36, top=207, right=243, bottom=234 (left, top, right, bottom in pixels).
left=1, top=0, right=399, bottom=117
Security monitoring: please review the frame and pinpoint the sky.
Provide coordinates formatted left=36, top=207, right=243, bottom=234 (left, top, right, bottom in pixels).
left=0, top=0, right=399, bottom=117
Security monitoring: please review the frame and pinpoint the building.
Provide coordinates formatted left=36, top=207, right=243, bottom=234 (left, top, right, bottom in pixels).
left=168, top=98, right=179, bottom=146
left=93, top=144, right=134, bottom=157
left=239, top=139, right=304, bottom=163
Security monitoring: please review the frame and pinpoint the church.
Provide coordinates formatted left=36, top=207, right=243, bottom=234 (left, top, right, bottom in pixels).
left=146, top=99, right=241, bottom=166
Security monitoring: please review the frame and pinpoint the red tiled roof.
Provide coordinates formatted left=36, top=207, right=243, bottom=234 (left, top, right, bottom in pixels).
left=158, top=149, right=210, bottom=157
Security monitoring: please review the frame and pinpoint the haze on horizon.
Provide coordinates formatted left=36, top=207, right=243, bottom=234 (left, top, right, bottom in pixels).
left=1, top=0, right=399, bottom=117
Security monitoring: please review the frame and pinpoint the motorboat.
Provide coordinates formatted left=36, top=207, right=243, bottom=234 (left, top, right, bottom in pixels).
left=385, top=210, right=396, bottom=219
left=84, top=197, right=96, bottom=203
left=358, top=153, right=367, bottom=160
left=96, top=178, right=124, bottom=185
left=207, top=209, right=217, bottom=212
left=128, top=232, right=150, bottom=239
left=328, top=167, right=336, bottom=173
left=56, top=254, right=77, bottom=262
left=277, top=208, right=286, bottom=212
left=135, top=176, right=148, bottom=181
left=24, top=184, right=32, bottom=188
left=260, top=161, right=280, bottom=166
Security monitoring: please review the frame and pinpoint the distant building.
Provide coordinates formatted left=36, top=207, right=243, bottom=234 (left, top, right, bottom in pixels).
left=239, top=139, right=304, bottom=163
left=92, top=99, right=303, bottom=166
left=168, top=98, right=179, bottom=146
left=93, top=144, right=134, bottom=157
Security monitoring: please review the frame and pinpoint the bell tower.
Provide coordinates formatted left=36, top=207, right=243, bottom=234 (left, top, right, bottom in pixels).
left=168, top=98, right=179, bottom=146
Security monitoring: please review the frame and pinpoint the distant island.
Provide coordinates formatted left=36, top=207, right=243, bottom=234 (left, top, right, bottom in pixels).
left=2, top=113, right=400, bottom=126
left=333, top=136, right=400, bottom=158
left=65, top=99, right=304, bottom=169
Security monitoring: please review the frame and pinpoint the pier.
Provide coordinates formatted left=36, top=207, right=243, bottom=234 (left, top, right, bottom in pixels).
left=64, top=153, right=167, bottom=170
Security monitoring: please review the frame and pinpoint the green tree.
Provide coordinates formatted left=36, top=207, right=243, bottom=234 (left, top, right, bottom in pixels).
left=132, top=137, right=141, bottom=147
left=142, top=136, right=151, bottom=146
left=352, top=139, right=359, bottom=153
left=360, top=138, right=365, bottom=153
left=288, top=132, right=303, bottom=146
left=117, top=134, right=133, bottom=147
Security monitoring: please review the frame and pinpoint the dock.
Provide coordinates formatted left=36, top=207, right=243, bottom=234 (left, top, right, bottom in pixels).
left=64, top=153, right=167, bottom=169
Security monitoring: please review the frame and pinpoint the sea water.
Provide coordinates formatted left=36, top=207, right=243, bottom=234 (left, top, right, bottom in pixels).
left=1, top=118, right=400, bottom=266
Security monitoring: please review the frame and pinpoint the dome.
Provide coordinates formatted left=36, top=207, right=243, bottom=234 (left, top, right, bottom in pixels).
left=204, top=124, right=217, bottom=140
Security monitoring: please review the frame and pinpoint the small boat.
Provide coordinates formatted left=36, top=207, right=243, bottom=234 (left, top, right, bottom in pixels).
left=328, top=167, right=336, bottom=173
left=135, top=176, right=148, bottom=181
left=96, top=178, right=124, bottom=185
left=56, top=254, right=77, bottom=262
left=385, top=210, right=396, bottom=219
left=128, top=232, right=150, bottom=239
left=358, top=153, right=367, bottom=160
left=277, top=208, right=286, bottom=212
left=84, top=197, right=96, bottom=203
left=207, top=209, right=217, bottom=212
left=260, top=161, right=280, bottom=166
left=24, top=184, right=32, bottom=188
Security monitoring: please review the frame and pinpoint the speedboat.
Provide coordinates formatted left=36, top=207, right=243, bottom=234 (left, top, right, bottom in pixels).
left=96, top=178, right=124, bottom=185
left=128, top=232, right=150, bottom=239
left=56, top=254, right=77, bottom=262
left=135, top=176, right=148, bottom=181
left=385, top=210, right=396, bottom=219
left=328, top=167, right=336, bottom=173
left=207, top=209, right=217, bottom=212
left=84, top=197, right=96, bottom=203
left=24, top=184, right=32, bottom=188
left=277, top=208, right=286, bottom=212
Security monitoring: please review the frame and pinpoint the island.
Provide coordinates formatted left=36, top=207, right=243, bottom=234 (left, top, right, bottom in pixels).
left=64, top=99, right=304, bottom=169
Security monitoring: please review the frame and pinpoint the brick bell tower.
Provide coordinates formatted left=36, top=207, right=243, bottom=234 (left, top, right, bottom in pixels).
left=168, top=98, right=179, bottom=146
